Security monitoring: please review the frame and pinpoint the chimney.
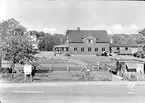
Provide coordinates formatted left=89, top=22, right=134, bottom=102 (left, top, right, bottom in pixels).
left=77, top=27, right=80, bottom=30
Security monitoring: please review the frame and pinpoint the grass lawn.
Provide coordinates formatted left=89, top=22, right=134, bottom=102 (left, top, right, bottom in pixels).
left=71, top=56, right=113, bottom=63
left=12, top=55, right=115, bottom=79
left=14, top=57, right=82, bottom=72
left=35, top=51, right=54, bottom=58
left=71, top=55, right=116, bottom=69
left=1, top=53, right=116, bottom=82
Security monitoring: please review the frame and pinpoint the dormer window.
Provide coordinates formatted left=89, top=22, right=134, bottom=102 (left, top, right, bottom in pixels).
left=88, top=39, right=93, bottom=44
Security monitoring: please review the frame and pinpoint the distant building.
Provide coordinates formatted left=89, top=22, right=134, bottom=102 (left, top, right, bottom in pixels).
left=53, top=27, right=110, bottom=55
left=110, top=42, right=142, bottom=55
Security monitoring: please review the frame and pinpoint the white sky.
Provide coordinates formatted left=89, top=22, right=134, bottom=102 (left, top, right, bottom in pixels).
left=1, top=0, right=145, bottom=34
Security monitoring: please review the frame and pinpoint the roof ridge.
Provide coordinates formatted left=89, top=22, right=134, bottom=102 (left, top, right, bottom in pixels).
left=67, top=30, right=107, bottom=31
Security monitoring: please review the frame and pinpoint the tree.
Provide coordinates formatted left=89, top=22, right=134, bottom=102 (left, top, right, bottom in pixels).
left=109, top=33, right=145, bottom=45
left=130, top=34, right=145, bottom=44
left=139, top=28, right=145, bottom=36
left=38, top=33, right=52, bottom=51
left=137, top=28, right=145, bottom=44
left=37, top=32, right=65, bottom=51
left=53, top=34, right=65, bottom=45
left=0, top=18, right=38, bottom=78
left=109, top=34, right=133, bottom=44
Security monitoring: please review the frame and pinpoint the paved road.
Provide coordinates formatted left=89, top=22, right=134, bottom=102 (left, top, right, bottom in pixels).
left=1, top=82, right=145, bottom=103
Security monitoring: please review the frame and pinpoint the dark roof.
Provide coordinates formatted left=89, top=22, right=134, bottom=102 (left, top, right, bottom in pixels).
left=110, top=42, right=140, bottom=47
left=66, top=30, right=109, bottom=43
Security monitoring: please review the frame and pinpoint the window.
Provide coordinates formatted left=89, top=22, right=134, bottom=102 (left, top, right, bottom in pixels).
left=87, top=39, right=93, bottom=44
left=117, top=47, right=120, bottom=50
left=74, top=47, right=77, bottom=51
left=66, top=47, right=69, bottom=51
left=88, top=39, right=91, bottom=43
left=125, top=47, right=128, bottom=50
left=81, top=47, right=84, bottom=52
left=95, top=48, right=98, bottom=51
left=88, top=47, right=91, bottom=52
left=110, top=47, right=112, bottom=52
left=102, top=48, right=105, bottom=51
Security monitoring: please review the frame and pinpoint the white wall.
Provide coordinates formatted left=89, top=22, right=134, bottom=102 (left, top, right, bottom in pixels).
left=136, top=64, right=144, bottom=74
left=131, top=48, right=138, bottom=54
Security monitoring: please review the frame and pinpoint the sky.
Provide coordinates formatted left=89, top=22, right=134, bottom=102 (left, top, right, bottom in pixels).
left=0, top=0, right=145, bottom=34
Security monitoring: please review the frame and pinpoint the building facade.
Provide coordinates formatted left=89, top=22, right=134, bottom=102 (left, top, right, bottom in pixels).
left=53, top=28, right=110, bottom=55
left=110, top=42, right=142, bottom=55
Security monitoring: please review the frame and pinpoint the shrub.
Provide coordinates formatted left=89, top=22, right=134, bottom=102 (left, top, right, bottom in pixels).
left=72, top=73, right=85, bottom=80
left=133, top=52, right=137, bottom=57
left=133, top=51, right=145, bottom=58
left=129, top=74, right=137, bottom=81
left=64, top=53, right=71, bottom=57
left=101, top=51, right=108, bottom=57
left=96, top=54, right=101, bottom=56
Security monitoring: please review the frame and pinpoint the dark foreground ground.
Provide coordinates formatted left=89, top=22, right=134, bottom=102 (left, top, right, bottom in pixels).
left=0, top=82, right=145, bottom=103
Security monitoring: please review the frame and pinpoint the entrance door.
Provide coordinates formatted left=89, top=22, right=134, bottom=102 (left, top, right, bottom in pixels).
left=144, top=63, right=145, bottom=74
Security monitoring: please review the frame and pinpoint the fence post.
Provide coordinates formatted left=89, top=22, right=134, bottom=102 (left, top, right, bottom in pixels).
left=108, top=67, right=110, bottom=79
left=80, top=66, right=85, bottom=72
left=30, top=73, right=32, bottom=82
left=67, top=64, right=70, bottom=72
left=97, top=62, right=100, bottom=70
left=50, top=64, right=52, bottom=72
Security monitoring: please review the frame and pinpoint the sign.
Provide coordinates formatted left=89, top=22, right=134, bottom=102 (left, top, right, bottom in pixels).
left=24, top=64, right=32, bottom=75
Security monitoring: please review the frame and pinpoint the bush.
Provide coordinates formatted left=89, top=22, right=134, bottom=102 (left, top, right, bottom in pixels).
left=133, top=51, right=145, bottom=58
left=140, top=53, right=145, bottom=58
left=133, top=52, right=137, bottom=57
left=0, top=68, right=13, bottom=73
left=96, top=54, right=101, bottom=56
left=101, top=51, right=108, bottom=57
left=129, top=74, right=137, bottom=81
left=72, top=73, right=85, bottom=80
left=64, top=53, right=71, bottom=57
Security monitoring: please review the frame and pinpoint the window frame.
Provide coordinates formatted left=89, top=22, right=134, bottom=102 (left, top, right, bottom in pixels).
left=74, top=47, right=77, bottom=51
left=87, top=39, right=93, bottom=44
left=102, top=48, right=105, bottom=51
left=88, top=47, right=91, bottom=52
left=109, top=47, right=112, bottom=51
left=117, top=47, right=120, bottom=50
left=81, top=47, right=84, bottom=52
left=66, top=47, right=69, bottom=51
left=95, top=48, right=98, bottom=51
left=125, top=47, right=128, bottom=50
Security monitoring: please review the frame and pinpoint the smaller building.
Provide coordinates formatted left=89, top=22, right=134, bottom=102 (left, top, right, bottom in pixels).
left=126, top=63, right=144, bottom=74
left=111, top=56, right=145, bottom=80
left=110, top=42, right=142, bottom=55
left=53, top=44, right=69, bottom=55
